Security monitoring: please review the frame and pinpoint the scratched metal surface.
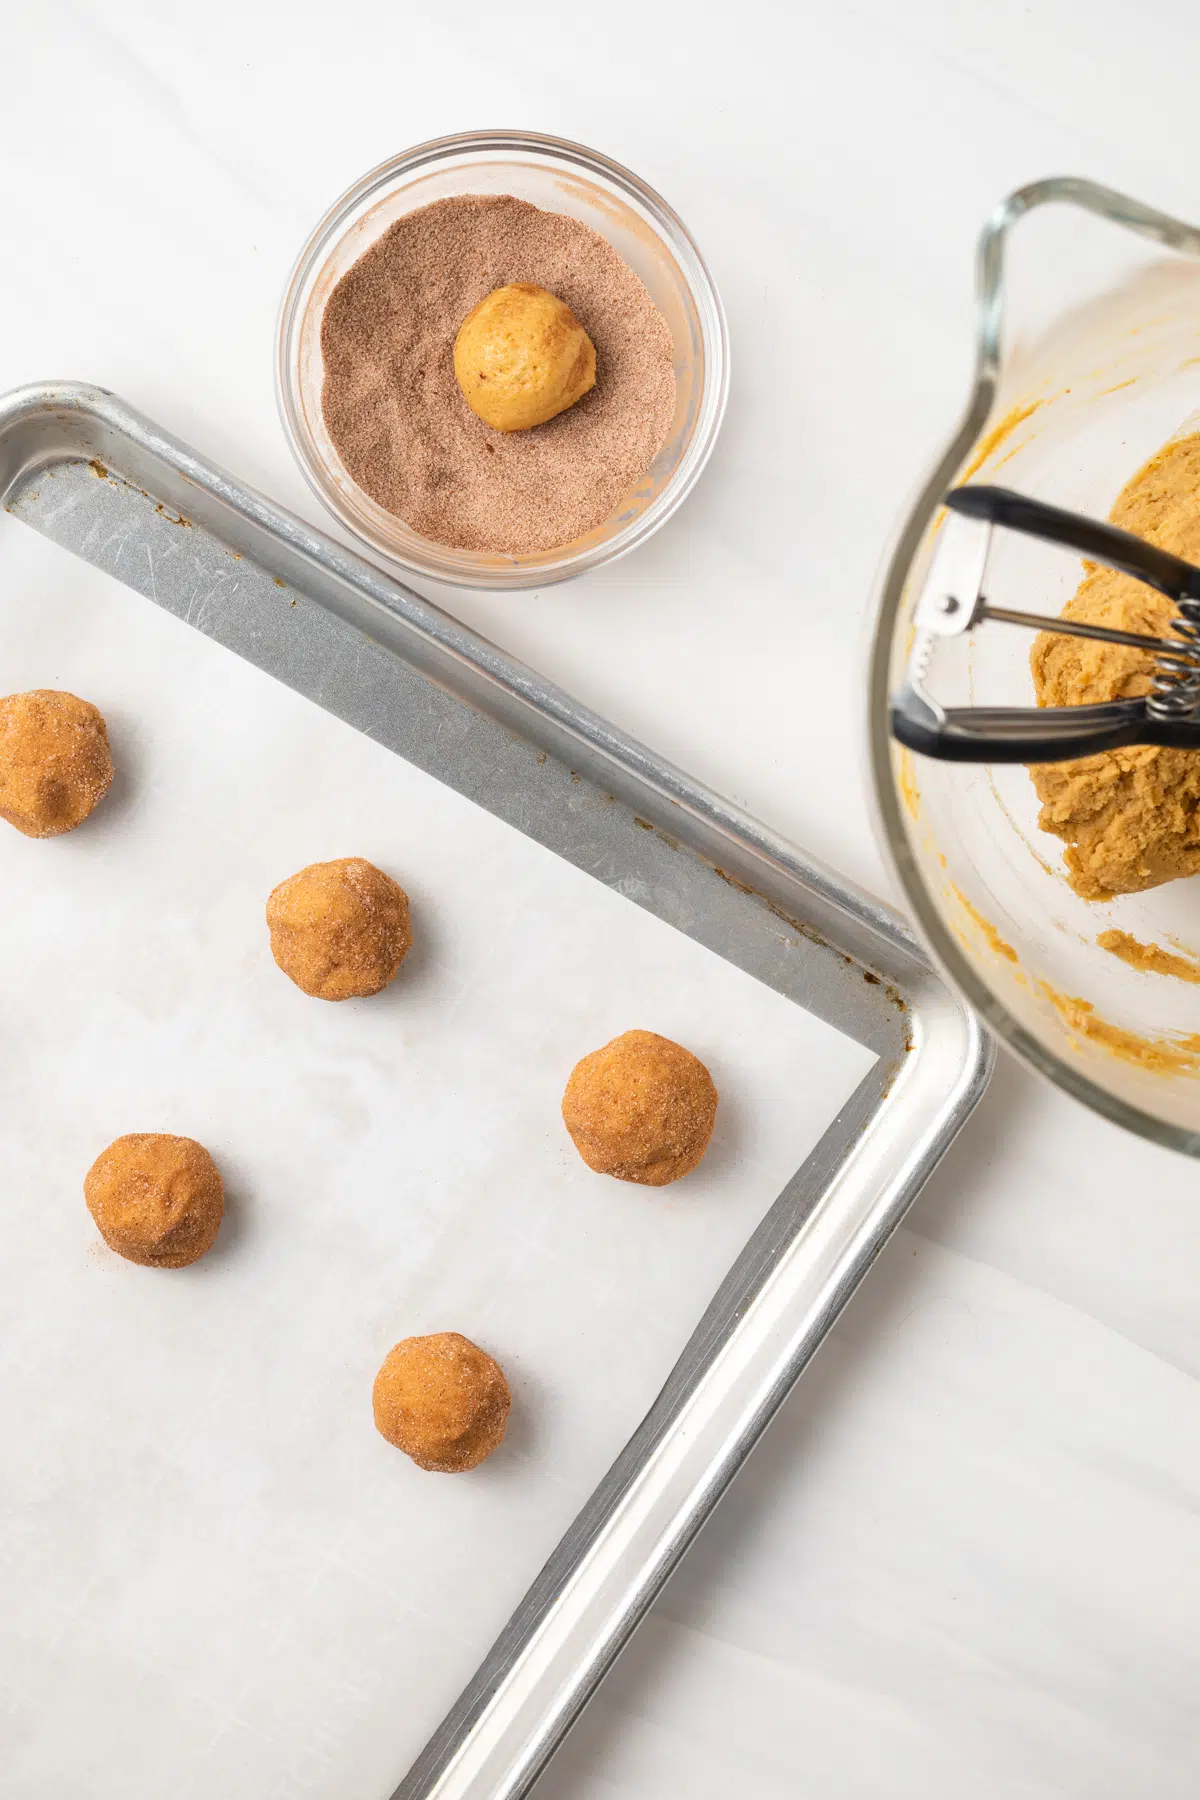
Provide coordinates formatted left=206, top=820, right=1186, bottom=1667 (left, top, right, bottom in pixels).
left=12, top=456, right=895, bottom=1052
left=0, top=384, right=991, bottom=1800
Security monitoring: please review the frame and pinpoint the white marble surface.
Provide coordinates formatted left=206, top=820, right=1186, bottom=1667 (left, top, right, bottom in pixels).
left=3, top=0, right=1200, bottom=1792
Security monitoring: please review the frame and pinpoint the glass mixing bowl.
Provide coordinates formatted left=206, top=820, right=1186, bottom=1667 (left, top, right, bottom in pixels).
left=869, top=178, right=1200, bottom=1152
left=276, top=130, right=728, bottom=590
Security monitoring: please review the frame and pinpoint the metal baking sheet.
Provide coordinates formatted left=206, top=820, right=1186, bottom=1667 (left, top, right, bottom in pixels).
left=0, top=383, right=991, bottom=1800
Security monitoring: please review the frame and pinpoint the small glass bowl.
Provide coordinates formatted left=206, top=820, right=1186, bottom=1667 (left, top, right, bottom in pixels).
left=276, top=130, right=728, bottom=590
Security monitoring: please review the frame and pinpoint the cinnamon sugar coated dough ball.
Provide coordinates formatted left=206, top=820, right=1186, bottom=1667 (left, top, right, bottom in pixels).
left=84, top=1134, right=224, bottom=1268
left=372, top=1332, right=511, bottom=1472
left=453, top=283, right=596, bottom=432
left=266, top=857, right=412, bottom=1000
left=0, top=689, right=113, bottom=837
left=562, top=1029, right=718, bottom=1186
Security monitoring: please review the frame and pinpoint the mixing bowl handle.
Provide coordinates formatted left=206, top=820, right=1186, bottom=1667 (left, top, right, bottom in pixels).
left=945, top=485, right=1200, bottom=605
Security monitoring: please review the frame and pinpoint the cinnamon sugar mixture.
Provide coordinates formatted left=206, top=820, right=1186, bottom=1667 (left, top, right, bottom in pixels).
left=320, top=195, right=677, bottom=556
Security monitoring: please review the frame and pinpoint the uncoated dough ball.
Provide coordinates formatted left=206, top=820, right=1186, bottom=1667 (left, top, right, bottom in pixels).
left=266, top=857, right=412, bottom=1000
left=372, top=1332, right=511, bottom=1472
left=562, top=1029, right=718, bottom=1186
left=453, top=283, right=597, bottom=432
left=84, top=1133, right=224, bottom=1268
left=0, top=689, right=113, bottom=837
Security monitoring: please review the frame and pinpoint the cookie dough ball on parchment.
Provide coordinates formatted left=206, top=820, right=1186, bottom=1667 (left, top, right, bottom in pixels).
left=84, top=1133, right=224, bottom=1268
left=562, top=1029, right=718, bottom=1186
left=266, top=857, right=412, bottom=1000
left=373, top=1332, right=511, bottom=1472
left=0, top=689, right=113, bottom=837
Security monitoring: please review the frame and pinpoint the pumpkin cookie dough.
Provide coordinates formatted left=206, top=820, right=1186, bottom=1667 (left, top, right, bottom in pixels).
left=562, top=1028, right=718, bottom=1186
left=0, top=689, right=113, bottom=837
left=84, top=1134, right=224, bottom=1268
left=266, top=857, right=412, bottom=1000
left=373, top=1332, right=510, bottom=1472
left=1031, top=434, right=1200, bottom=899
left=454, top=283, right=596, bottom=432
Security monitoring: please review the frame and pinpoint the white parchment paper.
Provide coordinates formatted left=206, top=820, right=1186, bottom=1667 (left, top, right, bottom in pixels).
left=0, top=517, right=876, bottom=1799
